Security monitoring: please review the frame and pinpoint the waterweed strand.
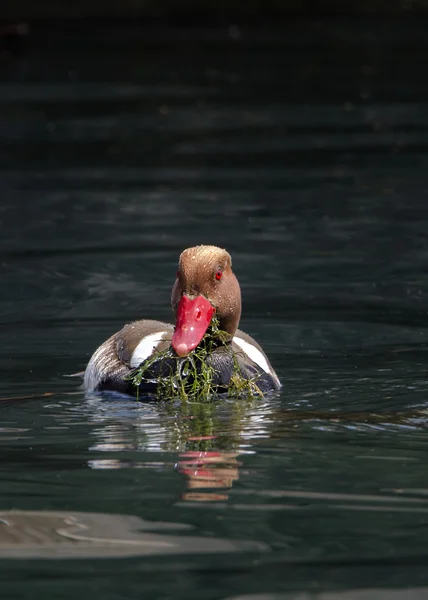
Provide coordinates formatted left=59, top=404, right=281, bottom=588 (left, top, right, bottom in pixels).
left=126, top=314, right=263, bottom=401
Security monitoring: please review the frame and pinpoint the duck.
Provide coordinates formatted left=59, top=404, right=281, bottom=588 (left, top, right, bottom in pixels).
left=84, top=245, right=281, bottom=396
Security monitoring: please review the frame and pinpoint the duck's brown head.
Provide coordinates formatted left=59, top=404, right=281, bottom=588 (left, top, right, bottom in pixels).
left=171, top=245, right=242, bottom=357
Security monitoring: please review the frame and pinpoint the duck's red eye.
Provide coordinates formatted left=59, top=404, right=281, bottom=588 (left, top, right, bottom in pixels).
left=215, top=270, right=222, bottom=281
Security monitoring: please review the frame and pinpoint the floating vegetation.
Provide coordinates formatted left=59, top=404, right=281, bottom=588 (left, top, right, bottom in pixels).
left=126, top=314, right=263, bottom=402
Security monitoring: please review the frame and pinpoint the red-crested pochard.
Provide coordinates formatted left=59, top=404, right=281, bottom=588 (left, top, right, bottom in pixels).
left=84, top=245, right=281, bottom=396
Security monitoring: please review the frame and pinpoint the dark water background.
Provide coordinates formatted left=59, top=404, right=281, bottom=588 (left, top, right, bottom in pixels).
left=2, top=18, right=428, bottom=599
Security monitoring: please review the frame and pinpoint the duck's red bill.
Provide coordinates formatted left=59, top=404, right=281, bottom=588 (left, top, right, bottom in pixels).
left=172, top=295, right=215, bottom=357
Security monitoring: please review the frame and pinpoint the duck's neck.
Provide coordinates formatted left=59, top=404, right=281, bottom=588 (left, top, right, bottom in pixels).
left=201, top=313, right=236, bottom=349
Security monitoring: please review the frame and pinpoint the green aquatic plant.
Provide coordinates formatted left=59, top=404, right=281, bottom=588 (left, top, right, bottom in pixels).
left=126, top=314, right=263, bottom=401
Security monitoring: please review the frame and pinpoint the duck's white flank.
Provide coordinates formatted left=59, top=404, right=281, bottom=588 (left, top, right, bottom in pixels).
left=233, top=336, right=271, bottom=374
left=132, top=332, right=271, bottom=373
left=130, top=332, right=168, bottom=367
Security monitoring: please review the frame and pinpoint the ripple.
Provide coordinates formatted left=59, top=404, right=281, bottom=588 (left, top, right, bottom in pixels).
left=0, top=510, right=266, bottom=559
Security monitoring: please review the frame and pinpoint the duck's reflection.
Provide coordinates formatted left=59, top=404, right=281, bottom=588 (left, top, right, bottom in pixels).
left=83, top=394, right=278, bottom=500
left=177, top=450, right=241, bottom=501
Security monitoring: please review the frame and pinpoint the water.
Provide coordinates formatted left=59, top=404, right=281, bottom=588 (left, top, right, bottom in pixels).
left=1, top=18, right=428, bottom=599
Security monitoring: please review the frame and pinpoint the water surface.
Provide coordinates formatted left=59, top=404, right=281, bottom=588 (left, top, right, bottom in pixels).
left=1, top=19, right=428, bottom=599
